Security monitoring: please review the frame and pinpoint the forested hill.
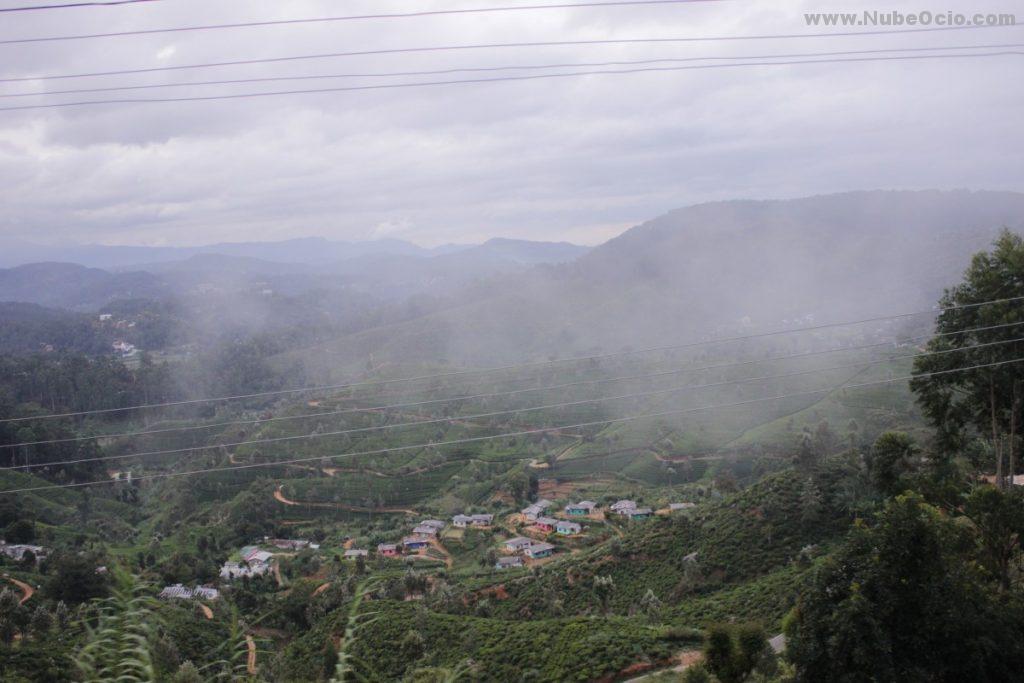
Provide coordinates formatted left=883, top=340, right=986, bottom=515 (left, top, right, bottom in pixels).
left=286, top=190, right=1024, bottom=375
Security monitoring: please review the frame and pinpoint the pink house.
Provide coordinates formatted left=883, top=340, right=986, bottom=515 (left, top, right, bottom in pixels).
left=534, top=516, right=558, bottom=533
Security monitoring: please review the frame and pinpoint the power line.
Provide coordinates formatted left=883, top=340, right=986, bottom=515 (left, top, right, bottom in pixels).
left=0, top=0, right=159, bottom=12
left=2, top=50, right=1019, bottom=112
left=3, top=295, right=1020, bottom=424
left=6, top=336, right=1020, bottom=472
left=6, top=42, right=1020, bottom=99
left=3, top=356, right=1020, bottom=495
left=5, top=319, right=1021, bottom=450
left=0, top=0, right=724, bottom=45
left=2, top=24, right=1016, bottom=84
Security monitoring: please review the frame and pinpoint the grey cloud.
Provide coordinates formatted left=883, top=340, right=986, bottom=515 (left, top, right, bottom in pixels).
left=0, top=0, right=1021, bottom=247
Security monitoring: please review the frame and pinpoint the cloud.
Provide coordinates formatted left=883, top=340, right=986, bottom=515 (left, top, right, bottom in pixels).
left=0, top=0, right=1021, bottom=247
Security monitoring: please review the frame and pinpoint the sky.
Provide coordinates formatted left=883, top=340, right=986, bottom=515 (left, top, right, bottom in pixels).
left=0, top=0, right=1021, bottom=248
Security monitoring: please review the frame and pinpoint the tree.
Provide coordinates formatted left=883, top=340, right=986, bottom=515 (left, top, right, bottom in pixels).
left=964, top=485, right=1024, bottom=590
left=3, top=518, right=35, bottom=544
left=866, top=432, right=918, bottom=497
left=0, top=588, right=26, bottom=644
left=28, top=606, right=51, bottom=639
left=787, top=493, right=1024, bottom=682
left=45, top=552, right=109, bottom=604
left=703, top=623, right=767, bottom=683
left=911, top=230, right=1024, bottom=483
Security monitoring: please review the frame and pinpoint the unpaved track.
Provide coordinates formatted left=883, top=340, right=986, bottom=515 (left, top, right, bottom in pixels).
left=2, top=575, right=33, bottom=605
left=273, top=485, right=417, bottom=515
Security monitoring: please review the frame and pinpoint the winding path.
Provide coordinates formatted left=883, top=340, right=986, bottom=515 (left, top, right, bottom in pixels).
left=2, top=575, right=33, bottom=605
left=273, top=485, right=417, bottom=515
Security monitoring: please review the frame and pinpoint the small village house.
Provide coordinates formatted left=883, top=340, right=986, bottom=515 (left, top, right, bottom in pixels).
left=159, top=584, right=220, bottom=601
left=470, top=513, right=493, bottom=527
left=564, top=501, right=596, bottom=516
left=524, top=542, right=555, bottom=559
left=534, top=516, right=558, bottom=533
left=495, top=556, right=524, bottom=570
left=504, top=537, right=534, bottom=553
left=555, top=520, right=581, bottom=536
left=452, top=514, right=472, bottom=528
left=413, top=524, right=439, bottom=537
left=403, top=536, right=429, bottom=550
left=344, top=549, right=369, bottom=560
left=377, top=543, right=399, bottom=557
left=627, top=507, right=653, bottom=520
left=610, top=500, right=637, bottom=515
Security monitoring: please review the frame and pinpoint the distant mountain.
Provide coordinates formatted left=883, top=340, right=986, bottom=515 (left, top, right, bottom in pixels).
left=0, top=262, right=167, bottom=311
left=281, top=189, right=1024, bottom=374
left=0, top=237, right=450, bottom=270
left=455, top=238, right=589, bottom=265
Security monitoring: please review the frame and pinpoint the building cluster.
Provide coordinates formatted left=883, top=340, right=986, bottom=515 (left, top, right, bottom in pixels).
left=451, top=513, right=494, bottom=528
left=267, top=538, right=320, bottom=551
left=610, top=500, right=653, bottom=519
left=499, top=536, right=556, bottom=566
left=533, top=516, right=581, bottom=536
left=220, top=545, right=273, bottom=580
left=159, top=584, right=220, bottom=601
left=0, top=542, right=47, bottom=563
left=112, top=340, right=138, bottom=357
left=521, top=499, right=554, bottom=521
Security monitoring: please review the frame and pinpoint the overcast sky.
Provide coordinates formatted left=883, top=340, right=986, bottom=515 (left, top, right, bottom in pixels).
left=0, top=0, right=1020, bottom=247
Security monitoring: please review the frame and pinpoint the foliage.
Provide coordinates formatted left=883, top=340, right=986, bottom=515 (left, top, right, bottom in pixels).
left=786, top=493, right=1024, bottom=682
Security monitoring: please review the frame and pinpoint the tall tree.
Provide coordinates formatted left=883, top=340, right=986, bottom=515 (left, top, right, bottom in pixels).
left=911, top=231, right=1024, bottom=485
left=787, top=493, right=1024, bottom=682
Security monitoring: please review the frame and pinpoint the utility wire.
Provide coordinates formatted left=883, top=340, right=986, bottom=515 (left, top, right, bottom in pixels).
left=2, top=50, right=1020, bottom=112
left=3, top=295, right=1021, bottom=424
left=2, top=24, right=1017, bottom=84
left=0, top=0, right=159, bottom=12
left=3, top=356, right=1021, bottom=494
left=5, top=42, right=1020, bottom=99
left=5, top=336, right=1020, bottom=472
left=0, top=0, right=724, bottom=45
left=4, top=319, right=1021, bottom=450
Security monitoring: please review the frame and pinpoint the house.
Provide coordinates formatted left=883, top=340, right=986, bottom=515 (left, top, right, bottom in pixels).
left=524, top=542, right=555, bottom=559
left=344, top=549, right=368, bottom=560
left=98, top=313, right=113, bottom=322
left=403, top=536, right=429, bottom=550
left=159, top=584, right=219, bottom=601
left=452, top=514, right=473, bottom=528
left=522, top=504, right=544, bottom=521
left=0, top=542, right=46, bottom=562
left=565, top=501, right=596, bottom=516
left=521, top=499, right=553, bottom=521
left=669, top=503, right=696, bottom=511
left=555, top=520, right=581, bottom=536
left=534, top=516, right=558, bottom=533
left=419, top=520, right=446, bottom=530
left=610, top=500, right=637, bottom=515
left=220, top=560, right=270, bottom=580
left=470, top=514, right=493, bottom=527
left=504, top=537, right=534, bottom=553
left=240, top=546, right=274, bottom=564
left=377, top=543, right=399, bottom=557
left=112, top=340, right=137, bottom=357
left=159, top=584, right=194, bottom=600
left=627, top=507, right=653, bottom=520
left=413, top=524, right=439, bottom=537
left=495, top=556, right=524, bottom=570
left=268, top=538, right=319, bottom=551
left=193, top=587, right=220, bottom=600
